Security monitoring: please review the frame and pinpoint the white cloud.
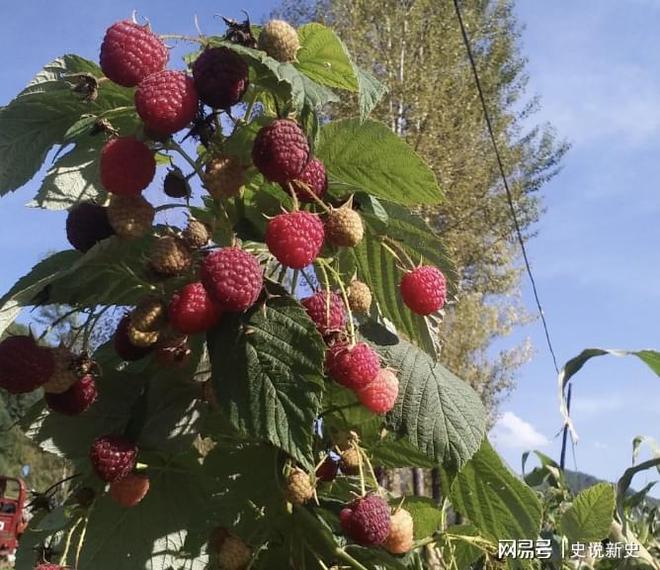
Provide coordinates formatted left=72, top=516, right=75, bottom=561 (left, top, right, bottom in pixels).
left=490, top=412, right=550, bottom=449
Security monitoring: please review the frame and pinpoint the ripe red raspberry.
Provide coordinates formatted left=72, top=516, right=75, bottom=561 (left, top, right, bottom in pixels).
left=66, top=202, right=114, bottom=252
left=169, top=282, right=223, bottom=334
left=110, top=473, right=150, bottom=507
left=340, top=495, right=391, bottom=546
left=34, top=564, right=64, bottom=570
left=356, top=369, right=399, bottom=415
left=114, top=315, right=153, bottom=361
left=0, top=335, right=54, bottom=394
left=266, top=211, right=324, bottom=269
left=316, top=455, right=339, bottom=482
left=135, top=70, right=199, bottom=136
left=400, top=265, right=447, bottom=315
left=301, top=291, right=346, bottom=336
left=201, top=248, right=263, bottom=312
left=252, top=119, right=309, bottom=184
left=100, top=137, right=156, bottom=196
left=45, top=374, right=97, bottom=416
left=326, top=342, right=380, bottom=390
left=90, top=435, right=138, bottom=483
left=383, top=508, right=414, bottom=554
left=192, top=47, right=249, bottom=109
left=100, top=20, right=168, bottom=87
left=290, top=158, right=327, bottom=203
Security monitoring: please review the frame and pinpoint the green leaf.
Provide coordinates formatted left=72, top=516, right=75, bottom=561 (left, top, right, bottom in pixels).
left=356, top=67, right=387, bottom=122
left=295, top=23, right=358, bottom=91
left=559, top=347, right=660, bottom=441
left=28, top=139, right=105, bottom=210
left=0, top=55, right=133, bottom=195
left=77, top=453, right=208, bottom=570
left=206, top=286, right=326, bottom=469
left=47, top=235, right=158, bottom=307
left=398, top=496, right=443, bottom=539
left=450, top=439, right=543, bottom=542
left=361, top=321, right=486, bottom=470
left=317, top=118, right=442, bottom=205
left=0, top=250, right=81, bottom=336
left=370, top=437, right=437, bottom=469
left=558, top=483, right=615, bottom=544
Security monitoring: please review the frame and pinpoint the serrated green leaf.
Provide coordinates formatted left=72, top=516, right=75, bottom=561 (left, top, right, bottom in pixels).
left=450, top=439, right=543, bottom=542
left=370, top=437, right=437, bottom=469
left=397, top=496, right=443, bottom=539
left=28, top=139, right=105, bottom=210
left=0, top=55, right=133, bottom=196
left=558, top=482, right=615, bottom=544
left=317, top=118, right=442, bottom=205
left=361, top=321, right=486, bottom=470
left=0, top=250, right=81, bottom=336
left=207, top=286, right=326, bottom=469
left=47, top=235, right=158, bottom=307
left=77, top=453, right=208, bottom=570
left=356, top=67, right=387, bottom=122
left=295, top=23, right=358, bottom=92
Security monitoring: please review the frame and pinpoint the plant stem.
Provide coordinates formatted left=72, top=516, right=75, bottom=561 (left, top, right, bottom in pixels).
left=160, top=33, right=204, bottom=44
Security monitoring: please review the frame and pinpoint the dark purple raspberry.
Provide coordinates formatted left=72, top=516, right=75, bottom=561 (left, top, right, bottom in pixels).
left=252, top=119, right=309, bottom=184
left=66, top=202, right=114, bottom=253
left=192, top=47, right=249, bottom=109
left=290, top=158, right=328, bottom=203
left=340, top=495, right=391, bottom=546
left=0, top=335, right=54, bottom=394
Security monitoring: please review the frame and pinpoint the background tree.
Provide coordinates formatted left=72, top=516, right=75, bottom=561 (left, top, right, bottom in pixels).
left=275, top=0, right=568, bottom=417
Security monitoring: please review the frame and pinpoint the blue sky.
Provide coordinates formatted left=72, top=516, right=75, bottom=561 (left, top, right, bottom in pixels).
left=0, top=1, right=657, bottom=490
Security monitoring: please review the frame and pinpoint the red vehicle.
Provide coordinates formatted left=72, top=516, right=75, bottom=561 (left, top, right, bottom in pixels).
left=0, top=477, right=27, bottom=558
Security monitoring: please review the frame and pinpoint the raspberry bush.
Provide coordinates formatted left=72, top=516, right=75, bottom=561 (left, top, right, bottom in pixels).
left=0, top=12, right=599, bottom=570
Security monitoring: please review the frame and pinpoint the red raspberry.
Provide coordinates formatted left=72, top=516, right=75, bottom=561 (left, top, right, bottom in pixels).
left=135, top=70, right=199, bottom=136
left=34, top=565, right=64, bottom=570
left=252, top=119, right=309, bottom=184
left=100, top=137, right=156, bottom=196
left=340, top=495, right=391, bottom=546
left=326, top=342, right=380, bottom=390
left=89, top=435, right=137, bottom=483
left=201, top=248, right=263, bottom=312
left=266, top=211, right=324, bottom=269
left=301, top=291, right=346, bottom=336
left=0, top=335, right=54, bottom=394
left=169, top=282, right=223, bottom=334
left=110, top=473, right=150, bottom=507
left=100, top=20, right=168, bottom=87
left=356, top=369, right=399, bottom=414
left=114, top=315, right=153, bottom=361
left=192, top=47, right=249, bottom=109
left=290, top=158, right=327, bottom=203
left=400, top=265, right=447, bottom=315
left=66, top=202, right=114, bottom=252
left=45, top=374, right=98, bottom=416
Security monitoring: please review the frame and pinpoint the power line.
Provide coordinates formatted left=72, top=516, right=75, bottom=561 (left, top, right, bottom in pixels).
left=452, top=0, right=561, bottom=376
